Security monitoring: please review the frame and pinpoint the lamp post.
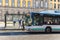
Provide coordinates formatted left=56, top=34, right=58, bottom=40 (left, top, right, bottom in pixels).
left=22, top=12, right=25, bottom=30
left=5, top=11, right=8, bottom=28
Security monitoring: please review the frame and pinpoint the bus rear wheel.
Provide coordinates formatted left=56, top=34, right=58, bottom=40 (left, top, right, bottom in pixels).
left=45, top=27, right=51, bottom=33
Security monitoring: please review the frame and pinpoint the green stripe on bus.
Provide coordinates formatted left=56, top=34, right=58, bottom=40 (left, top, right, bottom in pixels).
left=31, top=28, right=44, bottom=30
left=31, top=28, right=60, bottom=30
left=52, top=28, right=60, bottom=30
left=31, top=28, right=60, bottom=31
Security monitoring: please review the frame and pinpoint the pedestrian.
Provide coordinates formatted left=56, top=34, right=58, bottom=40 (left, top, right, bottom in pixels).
left=13, top=20, right=16, bottom=26
left=19, top=19, right=21, bottom=28
left=22, top=20, right=25, bottom=30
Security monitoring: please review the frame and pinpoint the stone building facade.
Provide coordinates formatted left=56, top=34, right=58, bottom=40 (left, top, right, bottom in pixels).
left=0, top=0, right=48, bottom=21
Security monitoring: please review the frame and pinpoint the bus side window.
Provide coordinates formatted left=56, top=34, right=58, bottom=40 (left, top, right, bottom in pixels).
left=58, top=18, right=60, bottom=24
left=39, top=16, right=43, bottom=25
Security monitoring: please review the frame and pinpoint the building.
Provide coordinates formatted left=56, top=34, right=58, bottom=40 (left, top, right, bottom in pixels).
left=48, top=0, right=60, bottom=10
left=0, top=0, right=48, bottom=21
left=0, top=0, right=32, bottom=8
left=33, top=0, right=48, bottom=8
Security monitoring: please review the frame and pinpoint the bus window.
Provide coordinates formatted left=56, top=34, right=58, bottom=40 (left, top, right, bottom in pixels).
left=44, top=16, right=60, bottom=25
left=44, top=17, right=53, bottom=25
left=58, top=18, right=60, bottom=24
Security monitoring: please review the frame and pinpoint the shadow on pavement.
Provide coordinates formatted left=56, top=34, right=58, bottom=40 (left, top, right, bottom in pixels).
left=0, top=32, right=60, bottom=36
left=27, top=32, right=60, bottom=34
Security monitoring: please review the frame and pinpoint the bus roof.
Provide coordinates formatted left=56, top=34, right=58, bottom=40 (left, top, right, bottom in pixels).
left=31, top=10, right=60, bottom=15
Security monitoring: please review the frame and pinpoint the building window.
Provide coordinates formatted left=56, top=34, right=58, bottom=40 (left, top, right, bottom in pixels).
left=58, top=0, right=60, bottom=2
left=28, top=1, right=30, bottom=8
left=58, top=4, right=60, bottom=9
left=0, top=0, right=2, bottom=6
left=41, top=0, right=43, bottom=1
left=54, top=0, right=56, bottom=2
left=49, top=3, right=53, bottom=8
left=12, top=0, right=15, bottom=7
left=50, top=0, right=52, bottom=1
left=44, top=2, right=48, bottom=8
left=54, top=4, right=56, bottom=9
left=5, top=0, right=9, bottom=6
left=18, top=0, right=20, bottom=7
left=35, top=1, right=39, bottom=8
left=22, top=1, right=26, bottom=7
left=41, top=1, right=43, bottom=8
left=33, top=0, right=35, bottom=8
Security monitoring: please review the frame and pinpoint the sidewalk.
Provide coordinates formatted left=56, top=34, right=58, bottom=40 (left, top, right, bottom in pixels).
left=0, top=30, right=27, bottom=33
left=0, top=21, right=27, bottom=33
left=0, top=21, right=22, bottom=29
left=0, top=22, right=5, bottom=28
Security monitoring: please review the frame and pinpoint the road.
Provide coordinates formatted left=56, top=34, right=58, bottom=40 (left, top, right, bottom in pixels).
left=0, top=31, right=60, bottom=40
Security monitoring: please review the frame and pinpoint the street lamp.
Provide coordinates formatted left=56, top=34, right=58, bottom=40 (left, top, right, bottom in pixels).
left=5, top=11, right=9, bottom=28
left=22, top=12, right=25, bottom=30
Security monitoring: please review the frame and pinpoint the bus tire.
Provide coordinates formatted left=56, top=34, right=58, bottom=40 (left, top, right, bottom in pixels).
left=45, top=27, right=52, bottom=33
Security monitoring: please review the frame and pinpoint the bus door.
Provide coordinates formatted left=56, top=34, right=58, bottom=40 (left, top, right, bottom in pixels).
left=30, top=13, right=43, bottom=31
left=32, top=13, right=43, bottom=26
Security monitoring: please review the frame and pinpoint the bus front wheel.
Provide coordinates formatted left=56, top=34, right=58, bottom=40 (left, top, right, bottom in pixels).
left=45, top=27, right=51, bottom=33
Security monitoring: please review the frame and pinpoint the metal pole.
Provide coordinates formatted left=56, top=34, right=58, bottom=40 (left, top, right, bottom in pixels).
left=5, top=14, right=6, bottom=28
left=5, top=11, right=8, bottom=28
left=22, top=12, right=25, bottom=30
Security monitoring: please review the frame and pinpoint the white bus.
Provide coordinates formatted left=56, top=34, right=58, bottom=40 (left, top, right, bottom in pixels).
left=25, top=10, right=60, bottom=32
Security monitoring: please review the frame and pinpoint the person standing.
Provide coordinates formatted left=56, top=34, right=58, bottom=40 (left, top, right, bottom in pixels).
left=19, top=19, right=21, bottom=28
left=13, top=20, right=16, bottom=26
left=20, top=19, right=25, bottom=30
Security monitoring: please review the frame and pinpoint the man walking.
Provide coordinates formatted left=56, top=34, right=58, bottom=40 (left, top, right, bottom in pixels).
left=13, top=20, right=16, bottom=26
left=19, top=19, right=21, bottom=28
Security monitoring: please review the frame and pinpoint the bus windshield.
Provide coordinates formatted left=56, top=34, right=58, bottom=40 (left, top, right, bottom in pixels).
left=32, top=13, right=43, bottom=26
left=25, top=13, right=32, bottom=26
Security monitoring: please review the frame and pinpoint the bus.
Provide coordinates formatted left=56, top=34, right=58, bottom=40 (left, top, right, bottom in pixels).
left=25, top=10, right=60, bottom=32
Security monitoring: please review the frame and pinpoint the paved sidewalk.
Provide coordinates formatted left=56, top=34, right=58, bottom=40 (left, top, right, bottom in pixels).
left=0, top=22, right=5, bottom=28
left=0, top=21, right=22, bottom=29
left=0, top=29, right=27, bottom=33
left=0, top=21, right=27, bottom=33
